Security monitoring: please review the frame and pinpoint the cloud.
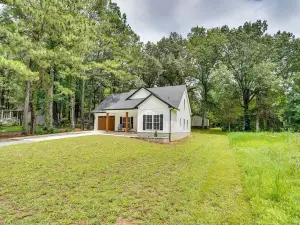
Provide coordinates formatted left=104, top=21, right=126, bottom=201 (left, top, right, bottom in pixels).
left=113, top=0, right=300, bottom=43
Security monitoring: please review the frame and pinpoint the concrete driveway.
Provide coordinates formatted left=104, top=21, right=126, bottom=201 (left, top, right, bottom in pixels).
left=0, top=131, right=139, bottom=147
left=0, top=131, right=105, bottom=147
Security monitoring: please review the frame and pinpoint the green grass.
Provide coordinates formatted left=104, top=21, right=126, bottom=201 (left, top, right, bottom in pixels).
left=0, top=130, right=299, bottom=224
left=0, top=126, right=23, bottom=132
left=229, top=132, right=300, bottom=225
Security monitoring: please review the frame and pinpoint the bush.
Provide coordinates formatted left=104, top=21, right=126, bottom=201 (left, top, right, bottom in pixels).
left=65, top=127, right=72, bottom=132
left=154, top=130, right=158, bottom=137
left=35, top=126, right=60, bottom=135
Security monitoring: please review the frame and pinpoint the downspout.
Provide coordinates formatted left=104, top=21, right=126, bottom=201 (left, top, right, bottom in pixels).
left=169, top=108, right=173, bottom=142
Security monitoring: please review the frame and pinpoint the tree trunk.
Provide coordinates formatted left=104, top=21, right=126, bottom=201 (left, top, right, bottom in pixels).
left=202, top=109, right=206, bottom=129
left=1, top=87, right=5, bottom=109
left=71, top=92, right=75, bottom=130
left=29, top=101, right=36, bottom=135
left=243, top=93, right=251, bottom=131
left=228, top=122, right=231, bottom=132
left=87, top=94, right=92, bottom=130
left=244, top=106, right=251, bottom=131
left=80, top=78, right=85, bottom=131
left=47, top=68, right=54, bottom=127
left=256, top=113, right=260, bottom=132
left=24, top=80, right=31, bottom=135
left=60, top=101, right=63, bottom=125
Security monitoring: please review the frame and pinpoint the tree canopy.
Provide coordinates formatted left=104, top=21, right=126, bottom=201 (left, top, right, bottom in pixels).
left=1, top=1, right=299, bottom=132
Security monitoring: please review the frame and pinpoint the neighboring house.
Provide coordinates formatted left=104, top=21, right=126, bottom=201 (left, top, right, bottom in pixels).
left=192, top=116, right=210, bottom=129
left=93, top=85, right=191, bottom=142
left=0, top=107, right=45, bottom=126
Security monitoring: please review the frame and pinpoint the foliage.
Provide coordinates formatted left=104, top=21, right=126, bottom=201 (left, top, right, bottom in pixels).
left=35, top=126, right=60, bottom=135
left=154, top=130, right=158, bottom=137
left=230, top=132, right=300, bottom=224
left=0, top=0, right=300, bottom=133
left=0, top=125, right=23, bottom=132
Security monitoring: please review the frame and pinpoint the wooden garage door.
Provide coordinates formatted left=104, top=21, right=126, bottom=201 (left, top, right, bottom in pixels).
left=98, top=116, right=115, bottom=131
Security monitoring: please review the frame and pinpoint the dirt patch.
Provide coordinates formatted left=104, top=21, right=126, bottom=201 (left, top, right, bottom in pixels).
left=114, top=218, right=141, bottom=225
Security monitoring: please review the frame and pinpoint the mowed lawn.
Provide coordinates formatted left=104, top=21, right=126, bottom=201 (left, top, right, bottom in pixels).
left=0, top=130, right=299, bottom=224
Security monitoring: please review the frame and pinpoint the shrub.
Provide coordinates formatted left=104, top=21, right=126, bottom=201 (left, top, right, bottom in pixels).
left=65, top=127, right=72, bottom=132
left=154, top=130, right=158, bottom=137
left=35, top=126, right=60, bottom=135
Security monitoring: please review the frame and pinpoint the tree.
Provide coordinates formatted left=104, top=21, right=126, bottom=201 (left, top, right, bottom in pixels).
left=212, top=64, right=242, bottom=131
left=188, top=27, right=226, bottom=128
left=220, top=21, right=278, bottom=131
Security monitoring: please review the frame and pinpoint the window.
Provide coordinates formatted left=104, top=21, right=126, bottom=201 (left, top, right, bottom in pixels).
left=146, top=115, right=152, bottom=130
left=187, top=120, right=189, bottom=130
left=183, top=119, right=185, bottom=130
left=143, top=114, right=163, bottom=130
left=184, top=99, right=186, bottom=110
left=153, top=115, right=160, bottom=130
left=120, top=117, right=133, bottom=129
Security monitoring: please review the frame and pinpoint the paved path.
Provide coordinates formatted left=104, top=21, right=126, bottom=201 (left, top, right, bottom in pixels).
left=0, top=131, right=137, bottom=147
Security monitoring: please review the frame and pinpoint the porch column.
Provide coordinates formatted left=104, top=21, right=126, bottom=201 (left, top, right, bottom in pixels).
left=106, top=112, right=109, bottom=132
left=125, top=112, right=129, bottom=132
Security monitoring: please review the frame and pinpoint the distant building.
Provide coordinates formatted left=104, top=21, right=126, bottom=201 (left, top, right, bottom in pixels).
left=191, top=116, right=209, bottom=129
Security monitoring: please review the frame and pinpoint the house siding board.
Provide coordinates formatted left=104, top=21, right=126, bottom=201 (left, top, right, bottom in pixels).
left=171, top=89, right=191, bottom=134
left=129, top=88, right=151, bottom=99
left=137, top=95, right=170, bottom=133
left=114, top=110, right=138, bottom=131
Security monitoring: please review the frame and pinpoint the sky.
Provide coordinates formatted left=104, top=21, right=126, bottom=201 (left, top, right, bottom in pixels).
left=113, top=0, right=300, bottom=43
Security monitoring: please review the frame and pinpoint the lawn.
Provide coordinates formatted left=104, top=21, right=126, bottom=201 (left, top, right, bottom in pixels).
left=0, top=130, right=299, bottom=224
left=0, top=126, right=23, bottom=133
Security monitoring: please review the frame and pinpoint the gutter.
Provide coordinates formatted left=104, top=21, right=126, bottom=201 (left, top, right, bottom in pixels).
left=169, top=108, right=173, bottom=142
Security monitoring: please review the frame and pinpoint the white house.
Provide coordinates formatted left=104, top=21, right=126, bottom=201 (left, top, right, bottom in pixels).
left=93, top=85, right=191, bottom=142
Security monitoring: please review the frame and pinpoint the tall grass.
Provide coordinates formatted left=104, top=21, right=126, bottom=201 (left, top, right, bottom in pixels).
left=230, top=132, right=300, bottom=225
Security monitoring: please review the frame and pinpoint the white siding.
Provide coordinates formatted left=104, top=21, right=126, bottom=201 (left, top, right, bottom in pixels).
left=172, top=89, right=191, bottom=133
left=113, top=110, right=138, bottom=131
left=137, top=95, right=170, bottom=133
left=130, top=88, right=151, bottom=99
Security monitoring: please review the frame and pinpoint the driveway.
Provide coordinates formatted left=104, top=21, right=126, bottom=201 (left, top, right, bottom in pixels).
left=0, top=131, right=105, bottom=147
left=0, top=131, right=139, bottom=147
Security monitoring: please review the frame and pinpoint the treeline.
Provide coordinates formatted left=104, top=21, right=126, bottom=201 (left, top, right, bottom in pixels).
left=1, top=1, right=299, bottom=133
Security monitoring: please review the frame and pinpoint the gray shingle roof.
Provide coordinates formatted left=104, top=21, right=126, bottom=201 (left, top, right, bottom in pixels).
left=93, top=85, right=186, bottom=112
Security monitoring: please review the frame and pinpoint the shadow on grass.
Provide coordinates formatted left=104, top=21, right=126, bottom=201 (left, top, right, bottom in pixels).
left=192, top=128, right=227, bottom=135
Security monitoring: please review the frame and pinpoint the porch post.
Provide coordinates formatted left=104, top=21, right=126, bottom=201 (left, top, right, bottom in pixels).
left=106, top=112, right=109, bottom=132
left=125, top=112, right=129, bottom=132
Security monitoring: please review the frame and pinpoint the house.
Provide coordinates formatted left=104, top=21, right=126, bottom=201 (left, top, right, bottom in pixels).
left=93, top=85, right=191, bottom=142
left=192, top=116, right=210, bottom=129
left=0, top=107, right=45, bottom=126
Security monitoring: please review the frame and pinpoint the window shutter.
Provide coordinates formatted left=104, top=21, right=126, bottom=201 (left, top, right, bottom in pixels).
left=120, top=117, right=122, bottom=125
left=160, top=114, right=163, bottom=130
left=131, top=117, right=133, bottom=128
left=143, top=115, right=146, bottom=130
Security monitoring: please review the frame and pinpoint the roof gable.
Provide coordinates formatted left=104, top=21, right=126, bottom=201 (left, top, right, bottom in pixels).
left=127, top=88, right=151, bottom=100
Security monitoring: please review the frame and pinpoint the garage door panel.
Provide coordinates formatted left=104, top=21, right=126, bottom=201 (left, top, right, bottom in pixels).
left=98, top=116, right=115, bottom=131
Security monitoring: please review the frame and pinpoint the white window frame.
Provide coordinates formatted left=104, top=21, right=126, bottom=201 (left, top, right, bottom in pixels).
left=153, top=115, right=160, bottom=130
left=146, top=115, right=153, bottom=130
left=145, top=115, right=162, bottom=131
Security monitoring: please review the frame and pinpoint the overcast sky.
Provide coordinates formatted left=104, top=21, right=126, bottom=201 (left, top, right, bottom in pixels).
left=113, top=0, right=299, bottom=43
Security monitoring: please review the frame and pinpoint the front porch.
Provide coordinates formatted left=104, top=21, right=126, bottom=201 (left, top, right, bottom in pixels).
left=94, top=110, right=138, bottom=133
